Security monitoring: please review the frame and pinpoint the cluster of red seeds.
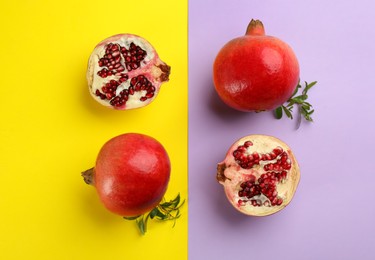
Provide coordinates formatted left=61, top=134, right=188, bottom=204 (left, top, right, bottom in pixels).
left=97, top=42, right=147, bottom=77
left=263, top=152, right=291, bottom=171
left=94, top=42, right=156, bottom=108
left=238, top=171, right=286, bottom=207
left=233, top=141, right=286, bottom=169
left=234, top=140, right=291, bottom=207
left=109, top=75, right=155, bottom=107
left=95, top=79, right=122, bottom=100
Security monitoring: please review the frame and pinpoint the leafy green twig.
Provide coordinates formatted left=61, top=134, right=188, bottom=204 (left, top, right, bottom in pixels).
left=123, top=193, right=185, bottom=235
left=274, top=80, right=317, bottom=125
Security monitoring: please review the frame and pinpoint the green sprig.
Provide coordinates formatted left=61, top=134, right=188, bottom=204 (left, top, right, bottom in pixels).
left=274, top=80, right=317, bottom=124
left=123, top=193, right=185, bottom=235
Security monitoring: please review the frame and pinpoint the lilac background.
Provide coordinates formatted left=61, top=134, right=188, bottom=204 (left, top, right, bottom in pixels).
left=188, top=1, right=375, bottom=259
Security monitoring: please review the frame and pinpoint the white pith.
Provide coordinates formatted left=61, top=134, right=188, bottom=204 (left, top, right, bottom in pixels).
left=219, top=135, right=300, bottom=216
left=86, top=34, right=164, bottom=110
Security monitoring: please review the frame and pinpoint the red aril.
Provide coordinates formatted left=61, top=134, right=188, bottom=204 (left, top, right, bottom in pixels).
left=216, top=134, right=300, bottom=216
left=213, top=19, right=300, bottom=112
left=87, top=34, right=170, bottom=110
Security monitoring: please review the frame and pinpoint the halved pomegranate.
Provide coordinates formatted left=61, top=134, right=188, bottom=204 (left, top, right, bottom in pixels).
left=216, top=134, right=300, bottom=216
left=86, top=34, right=170, bottom=110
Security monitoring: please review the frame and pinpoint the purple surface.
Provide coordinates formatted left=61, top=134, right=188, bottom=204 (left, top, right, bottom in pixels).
left=188, top=1, right=375, bottom=259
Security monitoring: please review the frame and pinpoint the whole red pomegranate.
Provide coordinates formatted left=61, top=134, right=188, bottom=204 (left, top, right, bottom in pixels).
left=213, top=19, right=300, bottom=111
left=87, top=34, right=170, bottom=110
left=217, top=134, right=300, bottom=216
left=82, top=133, right=170, bottom=217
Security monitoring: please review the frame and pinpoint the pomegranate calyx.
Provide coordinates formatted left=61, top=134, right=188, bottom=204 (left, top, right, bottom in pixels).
left=216, top=163, right=228, bottom=182
left=274, top=80, right=317, bottom=127
left=81, top=168, right=95, bottom=185
left=123, top=193, right=185, bottom=235
left=158, top=63, right=171, bottom=82
left=245, top=19, right=265, bottom=36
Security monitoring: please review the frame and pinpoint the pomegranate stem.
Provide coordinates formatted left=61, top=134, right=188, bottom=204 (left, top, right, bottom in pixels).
left=246, top=19, right=265, bottom=36
left=81, top=167, right=95, bottom=185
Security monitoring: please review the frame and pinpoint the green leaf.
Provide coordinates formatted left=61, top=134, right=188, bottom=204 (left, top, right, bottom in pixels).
left=160, top=201, right=172, bottom=207
left=156, top=208, right=167, bottom=219
left=305, top=115, right=313, bottom=122
left=300, top=106, right=314, bottom=122
left=286, top=100, right=295, bottom=107
left=291, top=96, right=305, bottom=104
left=160, top=193, right=181, bottom=208
left=123, top=215, right=141, bottom=220
left=122, top=193, right=185, bottom=236
left=304, top=81, right=317, bottom=94
left=136, top=218, right=146, bottom=235
left=282, top=106, right=293, bottom=119
left=274, top=106, right=283, bottom=119
left=149, top=208, right=159, bottom=219
left=302, top=104, right=311, bottom=110
left=275, top=80, right=317, bottom=125
left=171, top=194, right=181, bottom=207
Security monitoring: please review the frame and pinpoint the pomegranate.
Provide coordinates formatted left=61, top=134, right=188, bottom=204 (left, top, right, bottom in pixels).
left=216, top=134, right=300, bottom=216
left=86, top=34, right=170, bottom=110
left=213, top=19, right=300, bottom=111
left=82, top=133, right=171, bottom=217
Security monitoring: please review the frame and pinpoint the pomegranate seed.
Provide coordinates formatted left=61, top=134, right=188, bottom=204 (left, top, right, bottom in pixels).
left=119, top=77, right=127, bottom=83
left=145, top=92, right=154, bottom=99
left=128, top=86, right=135, bottom=95
left=273, top=147, right=283, bottom=155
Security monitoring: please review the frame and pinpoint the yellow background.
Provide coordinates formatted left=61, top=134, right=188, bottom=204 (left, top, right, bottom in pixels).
left=0, top=0, right=188, bottom=259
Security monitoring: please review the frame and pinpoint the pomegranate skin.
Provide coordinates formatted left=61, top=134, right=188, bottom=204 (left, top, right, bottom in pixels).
left=93, top=133, right=170, bottom=217
left=213, top=19, right=300, bottom=111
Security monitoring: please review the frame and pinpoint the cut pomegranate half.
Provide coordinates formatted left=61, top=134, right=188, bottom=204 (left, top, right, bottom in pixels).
left=86, top=34, right=170, bottom=110
left=217, top=134, right=300, bottom=216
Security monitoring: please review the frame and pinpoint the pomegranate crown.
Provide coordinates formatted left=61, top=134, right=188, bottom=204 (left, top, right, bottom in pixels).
left=246, top=19, right=265, bottom=36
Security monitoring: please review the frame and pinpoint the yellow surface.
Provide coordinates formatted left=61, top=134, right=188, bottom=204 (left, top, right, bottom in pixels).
left=0, top=0, right=188, bottom=259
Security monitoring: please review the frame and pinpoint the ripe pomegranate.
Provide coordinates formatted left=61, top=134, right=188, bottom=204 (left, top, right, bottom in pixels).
left=213, top=19, right=300, bottom=111
left=86, top=34, right=170, bottom=110
left=216, top=134, right=300, bottom=216
left=82, top=133, right=171, bottom=217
